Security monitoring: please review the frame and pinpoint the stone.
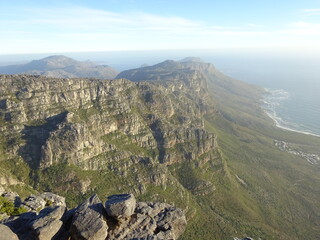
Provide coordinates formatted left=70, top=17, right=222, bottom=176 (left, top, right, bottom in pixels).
left=31, top=206, right=66, bottom=240
left=1, top=212, right=38, bottom=239
left=70, top=194, right=108, bottom=240
left=107, top=200, right=186, bottom=240
left=154, top=204, right=187, bottom=240
left=22, top=194, right=46, bottom=211
left=0, top=224, right=19, bottom=240
left=105, top=193, right=136, bottom=219
left=40, top=192, right=66, bottom=207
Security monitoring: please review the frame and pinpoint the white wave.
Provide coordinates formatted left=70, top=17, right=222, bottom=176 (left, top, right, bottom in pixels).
left=262, top=88, right=320, bottom=138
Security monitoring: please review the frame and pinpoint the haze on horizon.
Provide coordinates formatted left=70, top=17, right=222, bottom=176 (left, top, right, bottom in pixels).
left=1, top=0, right=320, bottom=55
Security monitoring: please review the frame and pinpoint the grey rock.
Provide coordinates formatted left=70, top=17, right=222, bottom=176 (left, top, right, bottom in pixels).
left=70, top=194, right=108, bottom=240
left=1, top=212, right=38, bottom=239
left=107, top=200, right=186, bottom=240
left=154, top=204, right=187, bottom=240
left=31, top=206, right=66, bottom=240
left=40, top=192, right=66, bottom=207
left=22, top=194, right=46, bottom=211
left=105, top=193, right=136, bottom=219
left=0, top=224, right=19, bottom=240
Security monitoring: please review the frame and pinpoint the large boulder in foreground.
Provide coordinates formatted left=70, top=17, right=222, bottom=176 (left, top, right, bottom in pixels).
left=31, top=206, right=66, bottom=240
left=70, top=194, right=108, bottom=240
left=107, top=201, right=187, bottom=240
left=105, top=194, right=136, bottom=220
left=0, top=224, right=19, bottom=240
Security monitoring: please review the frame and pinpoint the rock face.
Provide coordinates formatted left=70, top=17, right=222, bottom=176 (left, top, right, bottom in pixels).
left=0, top=71, right=215, bottom=169
left=0, top=55, right=119, bottom=79
left=0, top=192, right=187, bottom=240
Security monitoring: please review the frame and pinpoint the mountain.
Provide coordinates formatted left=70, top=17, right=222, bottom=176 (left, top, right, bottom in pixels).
left=0, top=58, right=320, bottom=240
left=0, top=55, right=119, bottom=79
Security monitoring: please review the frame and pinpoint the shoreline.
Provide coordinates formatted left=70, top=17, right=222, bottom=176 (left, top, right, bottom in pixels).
left=264, top=110, right=320, bottom=138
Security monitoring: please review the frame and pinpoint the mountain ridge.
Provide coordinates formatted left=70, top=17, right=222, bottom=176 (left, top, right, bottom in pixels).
left=0, top=55, right=119, bottom=79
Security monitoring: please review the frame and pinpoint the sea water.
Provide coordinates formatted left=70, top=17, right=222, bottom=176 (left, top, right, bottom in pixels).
left=208, top=52, right=320, bottom=137
left=262, top=87, right=320, bottom=137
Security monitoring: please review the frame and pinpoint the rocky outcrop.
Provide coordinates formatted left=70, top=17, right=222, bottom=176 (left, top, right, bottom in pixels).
left=0, top=192, right=187, bottom=240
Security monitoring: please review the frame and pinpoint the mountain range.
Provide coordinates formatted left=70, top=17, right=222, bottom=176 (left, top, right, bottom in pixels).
left=0, top=55, right=118, bottom=79
left=0, top=56, right=319, bottom=240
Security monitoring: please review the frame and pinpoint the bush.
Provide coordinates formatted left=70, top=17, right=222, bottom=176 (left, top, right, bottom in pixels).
left=0, top=196, right=27, bottom=215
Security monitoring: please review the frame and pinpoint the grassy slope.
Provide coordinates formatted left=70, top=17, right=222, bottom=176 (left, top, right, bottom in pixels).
left=197, top=71, right=320, bottom=239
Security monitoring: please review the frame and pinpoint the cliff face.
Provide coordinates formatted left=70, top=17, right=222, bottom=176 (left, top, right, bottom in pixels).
left=0, top=62, right=215, bottom=172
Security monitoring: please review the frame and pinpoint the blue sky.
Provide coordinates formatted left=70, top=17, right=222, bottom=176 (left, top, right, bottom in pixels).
left=1, top=0, right=320, bottom=54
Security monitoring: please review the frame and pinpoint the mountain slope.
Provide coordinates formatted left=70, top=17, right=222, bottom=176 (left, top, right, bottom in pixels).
left=0, top=55, right=119, bottom=79
left=0, top=59, right=319, bottom=239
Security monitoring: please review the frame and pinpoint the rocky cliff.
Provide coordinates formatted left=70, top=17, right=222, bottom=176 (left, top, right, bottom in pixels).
left=0, top=68, right=215, bottom=169
left=0, top=59, right=220, bottom=209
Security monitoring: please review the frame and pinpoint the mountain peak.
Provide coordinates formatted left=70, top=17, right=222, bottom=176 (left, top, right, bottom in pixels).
left=0, top=55, right=118, bottom=79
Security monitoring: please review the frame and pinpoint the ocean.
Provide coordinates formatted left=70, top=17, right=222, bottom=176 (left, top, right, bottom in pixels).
left=207, top=52, right=320, bottom=137
left=1, top=50, right=319, bottom=137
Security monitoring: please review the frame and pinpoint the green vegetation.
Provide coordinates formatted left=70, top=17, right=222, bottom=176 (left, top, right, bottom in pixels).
left=0, top=196, right=27, bottom=216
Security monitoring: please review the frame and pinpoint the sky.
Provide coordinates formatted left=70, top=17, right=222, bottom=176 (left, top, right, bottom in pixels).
left=1, top=0, right=320, bottom=54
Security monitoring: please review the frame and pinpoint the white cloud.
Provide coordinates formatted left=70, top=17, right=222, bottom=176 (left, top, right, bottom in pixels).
left=302, top=9, right=320, bottom=16
left=1, top=6, right=320, bottom=54
left=283, top=22, right=320, bottom=35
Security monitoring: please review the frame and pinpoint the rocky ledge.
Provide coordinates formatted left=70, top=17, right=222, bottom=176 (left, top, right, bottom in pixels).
left=0, top=191, right=186, bottom=240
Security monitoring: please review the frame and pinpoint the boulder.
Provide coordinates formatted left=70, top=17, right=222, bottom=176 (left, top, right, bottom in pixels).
left=0, top=224, right=19, bottom=240
left=1, top=212, right=38, bottom=239
left=154, top=204, right=187, bottom=239
left=105, top=193, right=136, bottom=219
left=22, top=194, right=46, bottom=212
left=31, top=206, right=66, bottom=240
left=107, top=200, right=186, bottom=240
left=40, top=192, right=66, bottom=207
left=70, top=194, right=108, bottom=240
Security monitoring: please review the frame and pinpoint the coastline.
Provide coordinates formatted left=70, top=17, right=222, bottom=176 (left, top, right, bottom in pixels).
left=264, top=109, right=320, bottom=138
left=262, top=88, right=320, bottom=138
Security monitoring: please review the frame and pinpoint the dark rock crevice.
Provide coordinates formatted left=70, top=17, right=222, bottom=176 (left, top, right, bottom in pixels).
left=18, top=111, right=68, bottom=168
